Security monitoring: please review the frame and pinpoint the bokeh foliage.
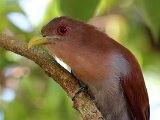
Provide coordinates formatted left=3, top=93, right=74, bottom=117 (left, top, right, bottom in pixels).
left=0, top=0, right=160, bottom=120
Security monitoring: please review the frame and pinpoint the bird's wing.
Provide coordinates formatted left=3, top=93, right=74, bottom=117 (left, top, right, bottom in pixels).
left=120, top=68, right=150, bottom=120
left=71, top=70, right=88, bottom=89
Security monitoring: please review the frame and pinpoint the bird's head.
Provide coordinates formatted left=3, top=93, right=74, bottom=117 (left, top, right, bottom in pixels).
left=28, top=16, right=97, bottom=50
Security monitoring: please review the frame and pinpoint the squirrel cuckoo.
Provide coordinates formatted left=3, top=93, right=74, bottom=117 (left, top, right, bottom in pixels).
left=28, top=16, right=150, bottom=120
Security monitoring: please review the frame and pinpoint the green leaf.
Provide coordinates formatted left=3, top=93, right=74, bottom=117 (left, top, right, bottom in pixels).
left=0, top=0, right=25, bottom=14
left=134, top=0, right=160, bottom=41
left=58, top=0, right=100, bottom=21
left=96, top=0, right=118, bottom=15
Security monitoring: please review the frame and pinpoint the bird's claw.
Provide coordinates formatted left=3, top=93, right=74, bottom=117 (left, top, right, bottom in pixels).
left=72, top=85, right=95, bottom=101
left=72, top=86, right=88, bottom=101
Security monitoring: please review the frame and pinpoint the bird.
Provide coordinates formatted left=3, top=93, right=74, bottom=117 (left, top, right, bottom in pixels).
left=28, top=16, right=150, bottom=120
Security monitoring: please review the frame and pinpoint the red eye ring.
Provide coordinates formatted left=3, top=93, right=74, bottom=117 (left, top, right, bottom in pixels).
left=56, top=26, right=68, bottom=35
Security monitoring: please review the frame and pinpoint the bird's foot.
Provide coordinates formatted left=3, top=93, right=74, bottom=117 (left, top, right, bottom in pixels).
left=72, top=85, right=94, bottom=101
left=72, top=86, right=88, bottom=101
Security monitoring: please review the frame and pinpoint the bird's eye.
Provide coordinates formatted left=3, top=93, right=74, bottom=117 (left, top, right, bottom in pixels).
left=57, top=26, right=68, bottom=35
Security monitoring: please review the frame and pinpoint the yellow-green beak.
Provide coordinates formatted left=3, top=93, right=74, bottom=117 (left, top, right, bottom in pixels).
left=28, top=36, right=60, bottom=49
left=28, top=36, right=47, bottom=49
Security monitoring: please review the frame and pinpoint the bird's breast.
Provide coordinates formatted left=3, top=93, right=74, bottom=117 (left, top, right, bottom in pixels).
left=72, top=52, right=132, bottom=120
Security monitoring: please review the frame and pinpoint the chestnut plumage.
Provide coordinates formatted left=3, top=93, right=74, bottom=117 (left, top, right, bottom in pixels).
left=30, top=16, right=150, bottom=120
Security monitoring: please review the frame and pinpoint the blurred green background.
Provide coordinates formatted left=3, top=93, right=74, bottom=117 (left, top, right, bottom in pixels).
left=0, top=0, right=160, bottom=120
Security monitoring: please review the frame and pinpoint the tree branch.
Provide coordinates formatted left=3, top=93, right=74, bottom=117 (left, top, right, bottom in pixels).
left=0, top=33, right=104, bottom=120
